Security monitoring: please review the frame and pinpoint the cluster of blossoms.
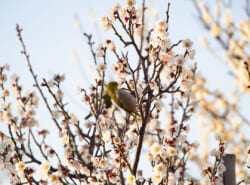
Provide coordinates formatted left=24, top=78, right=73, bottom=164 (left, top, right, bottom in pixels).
left=0, top=64, right=39, bottom=184
left=195, top=0, right=250, bottom=93
left=190, top=73, right=250, bottom=183
left=76, top=1, right=201, bottom=184
left=0, top=0, right=249, bottom=185
left=201, top=139, right=226, bottom=185
left=0, top=67, right=39, bottom=128
left=193, top=0, right=250, bottom=182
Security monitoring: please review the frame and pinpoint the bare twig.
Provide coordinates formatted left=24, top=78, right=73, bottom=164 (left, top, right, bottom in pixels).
left=16, top=24, right=62, bottom=132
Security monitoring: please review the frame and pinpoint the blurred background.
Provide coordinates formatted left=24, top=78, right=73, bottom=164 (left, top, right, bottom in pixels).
left=0, top=0, right=249, bottom=184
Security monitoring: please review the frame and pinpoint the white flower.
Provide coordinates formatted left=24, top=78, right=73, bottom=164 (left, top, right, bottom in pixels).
left=113, top=136, right=121, bottom=145
left=40, top=170, right=48, bottom=180
left=156, top=27, right=166, bottom=38
left=151, top=173, right=162, bottom=184
left=126, top=174, right=136, bottom=185
left=238, top=20, right=250, bottom=41
left=175, top=55, right=186, bottom=65
left=112, top=3, right=120, bottom=12
left=64, top=146, right=72, bottom=156
left=182, top=39, right=193, bottom=50
left=99, top=16, right=112, bottom=31
left=62, top=135, right=70, bottom=144
left=41, top=160, right=51, bottom=172
left=3, top=89, right=9, bottom=97
left=125, top=0, right=135, bottom=11
left=167, top=146, right=176, bottom=156
left=56, top=90, right=63, bottom=100
left=92, top=157, right=100, bottom=167
left=15, top=161, right=25, bottom=172
left=150, top=142, right=161, bottom=156
left=69, top=112, right=78, bottom=124
left=168, top=172, right=176, bottom=185
left=108, top=43, right=116, bottom=51
left=150, top=37, right=159, bottom=48
left=96, top=46, right=104, bottom=57
left=210, top=23, right=221, bottom=37
left=134, top=25, right=142, bottom=37
left=222, top=8, right=232, bottom=26
left=67, top=160, right=80, bottom=171
left=155, top=20, right=168, bottom=38
left=181, top=79, right=192, bottom=90
left=109, top=3, right=120, bottom=22
left=104, top=40, right=113, bottom=50
left=160, top=37, right=171, bottom=49
left=17, top=171, right=26, bottom=181
left=157, top=20, right=167, bottom=29
left=80, top=165, right=90, bottom=176
left=102, top=130, right=111, bottom=143
left=99, top=159, right=108, bottom=169
left=160, top=150, right=167, bottom=158
left=127, top=124, right=137, bottom=139
left=49, top=173, right=59, bottom=183
left=153, top=163, right=166, bottom=177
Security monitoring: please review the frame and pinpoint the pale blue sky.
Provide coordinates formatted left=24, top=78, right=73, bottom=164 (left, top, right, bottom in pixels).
left=0, top=0, right=249, bottom=183
left=1, top=0, right=248, bottom=127
left=1, top=0, right=244, bottom=92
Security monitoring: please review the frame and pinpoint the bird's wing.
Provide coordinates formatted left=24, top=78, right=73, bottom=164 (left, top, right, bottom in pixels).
left=117, top=89, right=137, bottom=113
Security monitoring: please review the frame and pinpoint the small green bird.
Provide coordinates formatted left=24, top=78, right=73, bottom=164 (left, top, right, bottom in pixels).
left=106, top=81, right=138, bottom=115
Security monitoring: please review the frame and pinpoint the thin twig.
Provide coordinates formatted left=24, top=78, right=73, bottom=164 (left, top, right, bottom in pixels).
left=16, top=24, right=62, bottom=132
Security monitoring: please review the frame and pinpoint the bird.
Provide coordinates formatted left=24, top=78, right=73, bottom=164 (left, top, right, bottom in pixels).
left=102, top=93, right=112, bottom=109
left=106, top=81, right=138, bottom=115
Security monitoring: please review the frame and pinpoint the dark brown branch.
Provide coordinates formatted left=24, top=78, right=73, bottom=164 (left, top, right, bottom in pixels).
left=166, top=3, right=171, bottom=25
left=132, top=88, right=153, bottom=174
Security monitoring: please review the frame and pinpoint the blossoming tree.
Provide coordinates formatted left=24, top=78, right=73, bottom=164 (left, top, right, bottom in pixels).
left=0, top=0, right=249, bottom=185
left=191, top=0, right=250, bottom=183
